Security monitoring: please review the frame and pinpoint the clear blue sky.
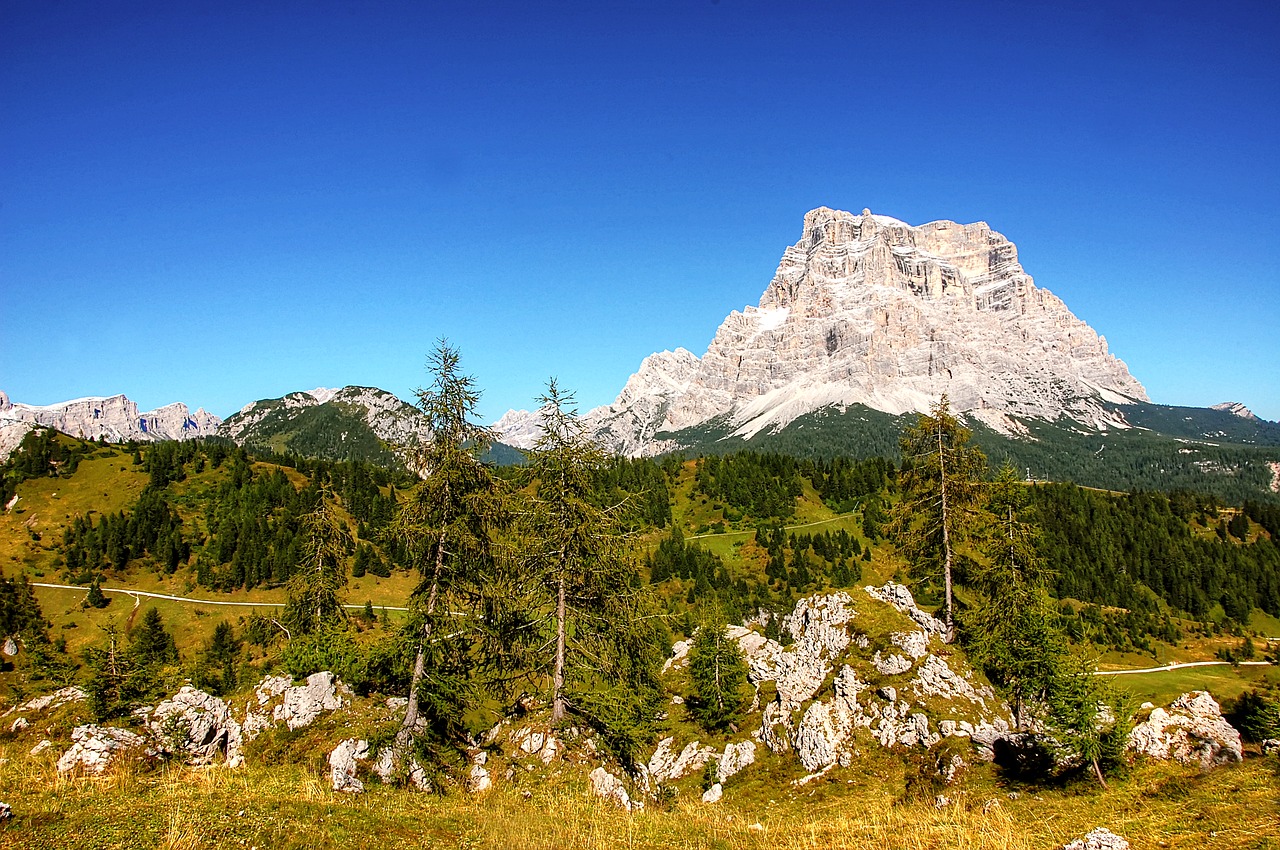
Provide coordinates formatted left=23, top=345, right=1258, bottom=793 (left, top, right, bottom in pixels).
left=3, top=0, right=1278, bottom=422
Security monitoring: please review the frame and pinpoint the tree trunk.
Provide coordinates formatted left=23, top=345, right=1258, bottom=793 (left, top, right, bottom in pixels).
left=937, top=421, right=955, bottom=643
left=1092, top=756, right=1108, bottom=789
left=551, top=570, right=567, bottom=722
left=397, top=527, right=446, bottom=749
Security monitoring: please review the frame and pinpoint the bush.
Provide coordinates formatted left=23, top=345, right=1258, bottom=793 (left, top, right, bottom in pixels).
left=281, top=625, right=366, bottom=688
left=1226, top=690, right=1280, bottom=742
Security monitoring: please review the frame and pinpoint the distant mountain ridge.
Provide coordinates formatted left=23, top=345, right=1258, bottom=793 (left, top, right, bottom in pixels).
left=0, top=389, right=221, bottom=460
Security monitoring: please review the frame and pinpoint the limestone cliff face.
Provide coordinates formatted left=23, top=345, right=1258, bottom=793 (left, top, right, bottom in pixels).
left=0, top=391, right=221, bottom=459
left=534, top=207, right=1148, bottom=456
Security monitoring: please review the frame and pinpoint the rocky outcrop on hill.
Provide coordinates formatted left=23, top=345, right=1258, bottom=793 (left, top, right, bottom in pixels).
left=244, top=671, right=351, bottom=735
left=656, top=585, right=1010, bottom=786
left=144, top=686, right=244, bottom=767
left=589, top=766, right=642, bottom=811
left=0, top=391, right=220, bottom=460
left=1210, top=402, right=1260, bottom=422
left=56, top=724, right=154, bottom=775
left=1127, top=691, right=1242, bottom=767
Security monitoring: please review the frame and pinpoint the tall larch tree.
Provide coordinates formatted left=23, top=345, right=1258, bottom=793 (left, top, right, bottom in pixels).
left=391, top=342, right=509, bottom=758
left=889, top=396, right=987, bottom=641
left=523, top=380, right=665, bottom=764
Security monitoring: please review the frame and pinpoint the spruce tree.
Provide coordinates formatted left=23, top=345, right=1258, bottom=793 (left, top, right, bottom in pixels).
left=687, top=616, right=750, bottom=733
left=283, top=488, right=351, bottom=636
left=889, top=396, right=987, bottom=641
left=966, top=462, right=1064, bottom=731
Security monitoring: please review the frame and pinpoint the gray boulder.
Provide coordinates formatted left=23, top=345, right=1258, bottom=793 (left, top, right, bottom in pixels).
left=56, top=725, right=153, bottom=775
left=1127, top=691, right=1242, bottom=767
left=329, top=738, right=370, bottom=792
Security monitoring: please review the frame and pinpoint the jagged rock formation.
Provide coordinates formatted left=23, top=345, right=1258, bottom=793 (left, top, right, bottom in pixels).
left=329, top=738, right=371, bottom=792
left=219, top=386, right=430, bottom=463
left=1127, top=691, right=1242, bottom=767
left=0, top=390, right=220, bottom=460
left=243, top=671, right=350, bottom=735
left=495, top=208, right=1151, bottom=456
left=1211, top=401, right=1260, bottom=422
left=658, top=585, right=1009, bottom=784
left=144, top=686, right=244, bottom=767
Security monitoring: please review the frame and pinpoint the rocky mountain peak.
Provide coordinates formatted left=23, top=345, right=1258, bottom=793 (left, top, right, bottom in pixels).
left=544, top=207, right=1153, bottom=456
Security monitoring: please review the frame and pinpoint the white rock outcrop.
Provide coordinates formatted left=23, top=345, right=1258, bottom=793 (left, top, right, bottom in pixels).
left=1063, top=827, right=1130, bottom=850
left=588, top=766, right=640, bottom=811
left=13, top=686, right=88, bottom=715
left=329, top=738, right=370, bottom=792
left=1127, top=691, right=1242, bottom=767
left=245, top=672, right=350, bottom=735
left=717, top=740, right=756, bottom=783
left=146, top=686, right=244, bottom=767
left=646, top=737, right=716, bottom=784
left=56, top=725, right=153, bottom=775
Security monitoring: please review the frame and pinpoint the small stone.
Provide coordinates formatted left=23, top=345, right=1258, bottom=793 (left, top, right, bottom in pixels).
left=1062, top=827, right=1130, bottom=850
left=0, top=801, right=11, bottom=820
left=10, top=717, right=29, bottom=733
left=30, top=739, right=52, bottom=756
left=748, top=823, right=764, bottom=833
left=701, top=783, right=723, bottom=803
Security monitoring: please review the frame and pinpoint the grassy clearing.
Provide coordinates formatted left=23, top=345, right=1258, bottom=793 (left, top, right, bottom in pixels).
left=1111, top=663, right=1280, bottom=707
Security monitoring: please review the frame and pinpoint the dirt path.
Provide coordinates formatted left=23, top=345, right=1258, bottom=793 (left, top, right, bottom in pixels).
left=1093, top=659, right=1271, bottom=676
left=32, top=582, right=409, bottom=612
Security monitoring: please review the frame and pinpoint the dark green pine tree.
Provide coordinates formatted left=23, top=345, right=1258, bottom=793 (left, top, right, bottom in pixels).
left=283, top=487, right=351, bottom=636
left=888, top=396, right=988, bottom=641
left=687, top=615, right=750, bottom=733
left=130, top=607, right=178, bottom=666
left=965, top=462, right=1065, bottom=731
left=197, top=620, right=241, bottom=696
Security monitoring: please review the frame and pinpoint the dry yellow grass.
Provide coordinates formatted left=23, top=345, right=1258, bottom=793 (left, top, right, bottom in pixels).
left=2, top=738, right=1277, bottom=850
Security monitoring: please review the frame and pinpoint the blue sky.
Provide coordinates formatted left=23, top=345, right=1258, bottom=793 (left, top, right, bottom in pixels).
left=3, top=0, right=1278, bottom=423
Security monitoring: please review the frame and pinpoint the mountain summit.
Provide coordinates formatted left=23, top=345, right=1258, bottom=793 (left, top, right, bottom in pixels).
left=500, top=207, right=1149, bottom=455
